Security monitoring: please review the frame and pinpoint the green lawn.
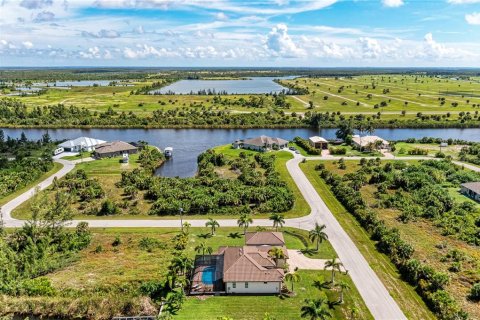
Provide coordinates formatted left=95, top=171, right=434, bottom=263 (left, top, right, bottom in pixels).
left=299, top=161, right=435, bottom=320
left=0, top=161, right=63, bottom=206
left=61, top=151, right=92, bottom=160
left=393, top=142, right=464, bottom=158
left=176, top=270, right=372, bottom=320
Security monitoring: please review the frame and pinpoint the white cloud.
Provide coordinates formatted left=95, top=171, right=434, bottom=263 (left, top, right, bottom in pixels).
left=33, top=11, right=55, bottom=22
left=22, top=41, right=34, bottom=49
left=19, top=0, right=53, bottom=10
left=79, top=46, right=113, bottom=59
left=447, top=0, right=480, bottom=4
left=215, top=12, right=228, bottom=21
left=465, top=12, right=480, bottom=25
left=382, top=0, right=404, bottom=7
left=81, top=29, right=120, bottom=38
left=265, top=24, right=305, bottom=58
left=358, top=37, right=383, bottom=58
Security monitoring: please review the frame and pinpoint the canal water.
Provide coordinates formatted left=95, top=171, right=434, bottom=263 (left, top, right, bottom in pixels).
left=1, top=127, right=479, bottom=177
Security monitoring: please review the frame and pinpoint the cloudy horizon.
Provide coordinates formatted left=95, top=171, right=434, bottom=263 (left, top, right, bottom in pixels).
left=1, top=0, right=480, bottom=67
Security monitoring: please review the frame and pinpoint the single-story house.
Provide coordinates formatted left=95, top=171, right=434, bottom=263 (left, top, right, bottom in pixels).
left=308, top=136, right=329, bottom=150
left=233, top=135, right=289, bottom=152
left=58, top=137, right=106, bottom=152
left=190, top=231, right=288, bottom=295
left=94, top=141, right=138, bottom=158
left=352, top=135, right=390, bottom=150
left=460, top=182, right=480, bottom=203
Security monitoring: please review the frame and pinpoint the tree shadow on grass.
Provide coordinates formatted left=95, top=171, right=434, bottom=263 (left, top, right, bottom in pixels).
left=197, top=233, right=212, bottom=239
left=228, top=232, right=242, bottom=239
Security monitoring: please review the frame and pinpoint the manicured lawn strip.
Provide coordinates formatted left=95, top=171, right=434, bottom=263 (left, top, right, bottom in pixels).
left=176, top=270, right=372, bottom=320
left=0, top=161, right=63, bottom=206
left=61, top=151, right=91, bottom=160
left=300, top=161, right=436, bottom=320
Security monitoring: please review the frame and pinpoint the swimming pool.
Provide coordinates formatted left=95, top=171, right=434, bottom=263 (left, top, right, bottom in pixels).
left=202, top=266, right=216, bottom=285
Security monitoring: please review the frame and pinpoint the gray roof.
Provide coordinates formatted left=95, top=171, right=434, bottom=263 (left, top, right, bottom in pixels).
left=309, top=136, right=328, bottom=143
left=245, top=232, right=285, bottom=246
left=242, top=135, right=288, bottom=147
left=58, top=137, right=106, bottom=148
left=95, top=141, right=137, bottom=154
left=461, top=182, right=480, bottom=194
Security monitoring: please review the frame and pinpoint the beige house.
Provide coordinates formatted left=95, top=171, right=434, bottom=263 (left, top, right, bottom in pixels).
left=191, top=232, right=288, bottom=295
left=460, top=182, right=480, bottom=203
left=308, top=136, right=329, bottom=149
left=352, top=135, right=389, bottom=150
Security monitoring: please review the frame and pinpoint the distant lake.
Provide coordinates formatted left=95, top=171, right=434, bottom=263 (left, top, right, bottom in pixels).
left=150, top=76, right=298, bottom=94
left=2, top=127, right=479, bottom=178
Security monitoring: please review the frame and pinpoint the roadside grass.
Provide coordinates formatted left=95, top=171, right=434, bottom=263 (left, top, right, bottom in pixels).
left=61, top=151, right=91, bottom=160
left=0, top=161, right=63, bottom=207
left=300, top=160, right=436, bottom=320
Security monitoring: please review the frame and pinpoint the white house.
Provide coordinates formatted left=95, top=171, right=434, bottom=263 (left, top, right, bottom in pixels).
left=58, top=137, right=106, bottom=152
left=352, top=135, right=389, bottom=150
left=460, top=182, right=480, bottom=203
left=308, top=136, right=329, bottom=149
left=233, top=135, right=289, bottom=152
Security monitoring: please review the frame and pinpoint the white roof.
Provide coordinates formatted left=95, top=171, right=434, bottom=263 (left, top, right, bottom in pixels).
left=352, top=135, right=389, bottom=147
left=58, top=137, right=106, bottom=148
left=309, top=136, right=328, bottom=143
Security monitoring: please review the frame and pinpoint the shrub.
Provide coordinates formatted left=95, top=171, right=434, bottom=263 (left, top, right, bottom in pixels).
left=112, top=236, right=122, bottom=247
left=20, top=277, right=55, bottom=296
left=469, top=283, right=480, bottom=301
left=98, top=199, right=120, bottom=216
left=329, top=147, right=347, bottom=155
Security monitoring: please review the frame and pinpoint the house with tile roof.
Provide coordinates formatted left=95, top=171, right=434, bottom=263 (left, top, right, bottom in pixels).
left=190, top=231, right=288, bottom=295
left=58, top=136, right=106, bottom=152
left=460, top=182, right=480, bottom=202
left=233, top=135, right=289, bottom=152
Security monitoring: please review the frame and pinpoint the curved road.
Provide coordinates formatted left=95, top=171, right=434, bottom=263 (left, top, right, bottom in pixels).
left=3, top=153, right=479, bottom=318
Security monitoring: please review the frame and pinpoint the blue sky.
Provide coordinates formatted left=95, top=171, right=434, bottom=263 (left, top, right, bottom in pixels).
left=1, top=0, right=479, bottom=67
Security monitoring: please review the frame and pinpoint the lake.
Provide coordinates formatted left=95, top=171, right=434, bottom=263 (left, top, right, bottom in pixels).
left=2, top=127, right=479, bottom=177
left=150, top=76, right=298, bottom=94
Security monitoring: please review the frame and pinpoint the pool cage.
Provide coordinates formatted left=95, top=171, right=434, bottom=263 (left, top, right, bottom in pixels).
left=189, top=254, right=224, bottom=295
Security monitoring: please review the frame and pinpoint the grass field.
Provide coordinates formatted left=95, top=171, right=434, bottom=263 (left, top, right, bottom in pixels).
left=282, top=75, right=480, bottom=114
left=2, top=227, right=369, bottom=319
left=301, top=159, right=480, bottom=319
left=300, top=160, right=435, bottom=320
left=9, top=75, right=480, bottom=121
left=393, top=142, right=465, bottom=157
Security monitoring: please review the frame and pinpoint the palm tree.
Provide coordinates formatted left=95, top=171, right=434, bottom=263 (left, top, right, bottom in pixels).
left=309, top=223, right=328, bottom=251
left=300, top=298, right=332, bottom=320
left=182, top=221, right=191, bottom=234
left=195, top=242, right=210, bottom=262
left=269, top=213, right=285, bottom=231
left=324, top=258, right=343, bottom=285
left=237, top=213, right=253, bottom=235
left=205, top=218, right=220, bottom=235
left=268, top=247, right=285, bottom=267
left=285, top=272, right=301, bottom=293
left=336, top=280, right=350, bottom=303
left=170, top=255, right=193, bottom=276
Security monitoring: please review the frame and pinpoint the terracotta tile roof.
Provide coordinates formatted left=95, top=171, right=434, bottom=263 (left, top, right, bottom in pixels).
left=221, top=246, right=284, bottom=282
left=94, top=141, right=137, bottom=154
left=245, top=232, right=285, bottom=246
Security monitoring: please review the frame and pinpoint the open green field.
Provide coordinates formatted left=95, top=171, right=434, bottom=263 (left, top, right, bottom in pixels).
left=282, top=75, right=480, bottom=115
left=6, top=74, right=480, bottom=121
left=1, top=227, right=369, bottom=320
left=301, top=159, right=480, bottom=319
left=300, top=160, right=435, bottom=320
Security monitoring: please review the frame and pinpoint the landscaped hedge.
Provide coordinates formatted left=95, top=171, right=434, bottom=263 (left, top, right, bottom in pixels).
left=293, top=137, right=321, bottom=155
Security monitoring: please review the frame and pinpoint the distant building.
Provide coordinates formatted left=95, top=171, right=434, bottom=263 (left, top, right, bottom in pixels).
left=233, top=135, right=288, bottom=152
left=308, top=136, right=329, bottom=149
left=460, top=182, right=480, bottom=203
left=352, top=135, right=389, bottom=150
left=58, top=137, right=106, bottom=152
left=94, top=141, right=138, bottom=158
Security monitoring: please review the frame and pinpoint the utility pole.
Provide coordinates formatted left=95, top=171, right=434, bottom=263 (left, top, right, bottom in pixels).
left=179, top=207, right=184, bottom=233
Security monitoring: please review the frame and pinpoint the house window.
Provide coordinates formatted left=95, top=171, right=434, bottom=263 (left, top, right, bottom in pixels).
left=245, top=282, right=249, bottom=288
left=264, top=282, right=268, bottom=284
left=232, top=282, right=236, bottom=288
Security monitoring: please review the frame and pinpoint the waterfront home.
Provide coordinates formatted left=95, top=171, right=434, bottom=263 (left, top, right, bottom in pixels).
left=352, top=135, right=390, bottom=150
left=460, top=182, right=480, bottom=203
left=233, top=135, right=289, bottom=152
left=58, top=137, right=106, bottom=152
left=308, top=136, right=329, bottom=149
left=94, top=141, right=138, bottom=158
left=190, top=231, right=288, bottom=295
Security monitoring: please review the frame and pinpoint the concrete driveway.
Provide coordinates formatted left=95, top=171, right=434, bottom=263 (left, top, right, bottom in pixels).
left=287, top=249, right=330, bottom=272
